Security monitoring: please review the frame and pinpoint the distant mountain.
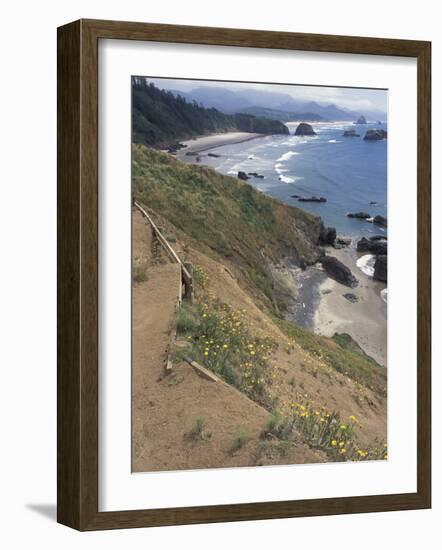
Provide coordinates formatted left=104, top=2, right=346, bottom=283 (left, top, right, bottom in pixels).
left=132, top=80, right=288, bottom=148
left=166, top=85, right=387, bottom=122
left=179, top=86, right=253, bottom=113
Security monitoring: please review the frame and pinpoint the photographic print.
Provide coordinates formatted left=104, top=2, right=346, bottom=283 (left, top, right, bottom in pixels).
left=131, top=76, right=388, bottom=473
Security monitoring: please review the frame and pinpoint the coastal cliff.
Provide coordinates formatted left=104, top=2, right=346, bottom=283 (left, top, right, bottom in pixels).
left=133, top=144, right=323, bottom=311
left=132, top=144, right=387, bottom=471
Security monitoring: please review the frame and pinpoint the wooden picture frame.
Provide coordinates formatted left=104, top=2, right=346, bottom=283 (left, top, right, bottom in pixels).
left=57, top=18, right=431, bottom=530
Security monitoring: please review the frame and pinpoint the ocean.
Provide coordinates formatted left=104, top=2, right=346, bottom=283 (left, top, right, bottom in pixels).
left=199, top=121, right=387, bottom=238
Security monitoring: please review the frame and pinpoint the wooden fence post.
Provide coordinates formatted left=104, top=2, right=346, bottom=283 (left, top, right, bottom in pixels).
left=183, top=262, right=194, bottom=302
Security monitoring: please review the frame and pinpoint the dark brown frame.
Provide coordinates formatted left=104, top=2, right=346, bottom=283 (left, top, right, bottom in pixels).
left=57, top=18, right=431, bottom=531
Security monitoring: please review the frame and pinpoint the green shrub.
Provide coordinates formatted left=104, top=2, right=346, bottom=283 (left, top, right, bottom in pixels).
left=176, top=302, right=200, bottom=334
left=175, top=270, right=277, bottom=407
left=133, top=266, right=148, bottom=283
left=228, top=428, right=249, bottom=454
left=187, top=417, right=207, bottom=441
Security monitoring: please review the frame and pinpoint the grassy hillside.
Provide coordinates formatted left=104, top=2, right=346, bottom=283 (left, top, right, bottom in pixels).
left=132, top=144, right=322, bottom=308
left=132, top=80, right=289, bottom=148
left=169, top=242, right=387, bottom=463
left=131, top=147, right=387, bottom=468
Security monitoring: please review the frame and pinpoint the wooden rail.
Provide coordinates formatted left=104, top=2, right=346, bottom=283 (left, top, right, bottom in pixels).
left=134, top=201, right=193, bottom=300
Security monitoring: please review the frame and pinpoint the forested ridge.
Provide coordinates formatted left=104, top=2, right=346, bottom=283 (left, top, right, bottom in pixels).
left=132, top=79, right=289, bottom=148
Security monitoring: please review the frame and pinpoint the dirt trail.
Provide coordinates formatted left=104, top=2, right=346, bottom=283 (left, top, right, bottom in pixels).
left=132, top=210, right=182, bottom=469
left=131, top=209, right=325, bottom=472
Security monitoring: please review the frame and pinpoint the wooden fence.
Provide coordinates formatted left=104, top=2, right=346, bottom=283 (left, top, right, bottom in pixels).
left=134, top=201, right=194, bottom=300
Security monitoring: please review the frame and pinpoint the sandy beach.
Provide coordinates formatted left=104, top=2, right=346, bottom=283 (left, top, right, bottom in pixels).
left=314, top=247, right=387, bottom=366
left=174, top=131, right=388, bottom=367
left=176, top=131, right=263, bottom=157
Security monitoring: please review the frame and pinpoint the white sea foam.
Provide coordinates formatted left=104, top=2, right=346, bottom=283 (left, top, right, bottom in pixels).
left=328, top=139, right=341, bottom=143
left=278, top=175, right=295, bottom=183
left=277, top=150, right=299, bottom=162
left=381, top=288, right=388, bottom=303
left=274, top=160, right=296, bottom=183
left=356, top=254, right=376, bottom=277
left=274, top=162, right=288, bottom=173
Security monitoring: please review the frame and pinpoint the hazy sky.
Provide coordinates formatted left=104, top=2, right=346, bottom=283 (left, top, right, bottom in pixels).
left=146, top=77, right=387, bottom=113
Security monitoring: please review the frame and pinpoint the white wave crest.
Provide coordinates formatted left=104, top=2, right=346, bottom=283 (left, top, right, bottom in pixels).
left=279, top=175, right=295, bottom=183
left=277, top=150, right=299, bottom=162
left=356, top=254, right=376, bottom=277
left=274, top=162, right=288, bottom=173
left=274, top=160, right=296, bottom=183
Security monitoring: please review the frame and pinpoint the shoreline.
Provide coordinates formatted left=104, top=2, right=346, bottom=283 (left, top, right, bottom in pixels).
left=172, top=131, right=387, bottom=366
left=313, top=247, right=387, bottom=366
left=176, top=131, right=264, bottom=157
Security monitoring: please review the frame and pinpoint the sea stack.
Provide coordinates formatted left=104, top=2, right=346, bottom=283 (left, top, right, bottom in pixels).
left=364, top=129, right=388, bottom=141
left=294, top=122, right=316, bottom=136
left=356, top=115, right=367, bottom=124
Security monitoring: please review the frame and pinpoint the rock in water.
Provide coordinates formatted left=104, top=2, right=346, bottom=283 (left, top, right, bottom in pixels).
left=373, top=255, right=387, bottom=282
left=373, top=215, right=387, bottom=227
left=347, top=211, right=371, bottom=219
left=294, top=122, right=316, bottom=136
left=356, top=115, right=367, bottom=124
left=364, top=129, right=388, bottom=141
left=318, top=224, right=337, bottom=246
left=343, top=129, right=360, bottom=137
left=237, top=171, right=249, bottom=181
left=320, top=256, right=358, bottom=288
left=298, top=196, right=327, bottom=203
left=357, top=237, right=387, bottom=255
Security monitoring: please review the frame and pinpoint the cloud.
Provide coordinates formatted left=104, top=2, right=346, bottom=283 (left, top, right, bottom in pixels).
left=146, top=77, right=387, bottom=113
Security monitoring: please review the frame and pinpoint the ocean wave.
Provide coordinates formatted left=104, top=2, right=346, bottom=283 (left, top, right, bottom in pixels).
left=278, top=174, right=295, bottom=184
left=356, top=254, right=375, bottom=277
left=380, top=288, right=388, bottom=303
left=328, top=139, right=342, bottom=143
left=274, top=162, right=288, bottom=173
left=277, top=150, right=299, bottom=162
left=274, top=160, right=297, bottom=183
